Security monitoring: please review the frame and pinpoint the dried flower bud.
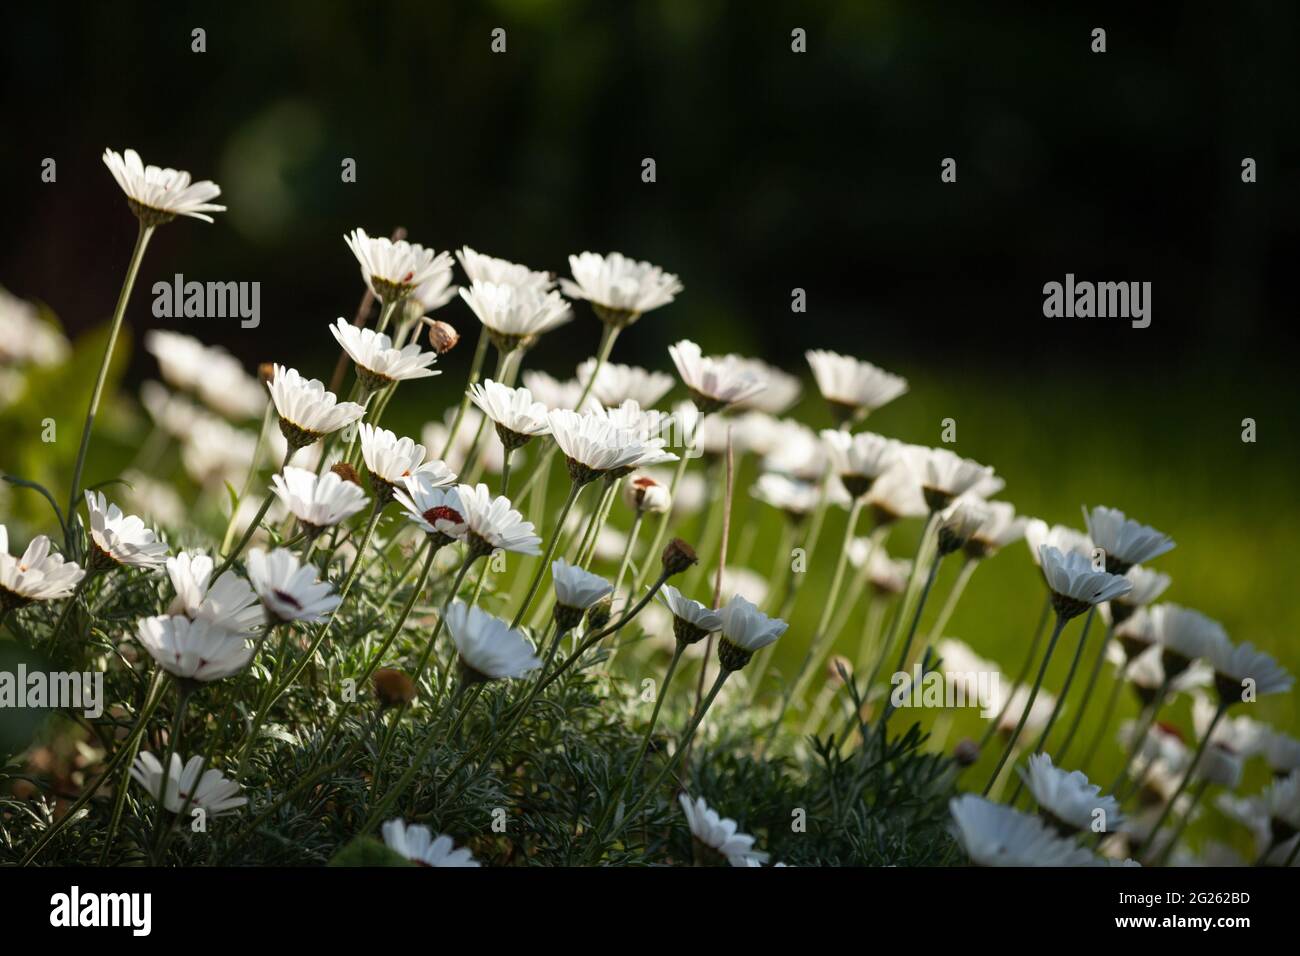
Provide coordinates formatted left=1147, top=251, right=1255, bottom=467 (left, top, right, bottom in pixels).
left=661, top=538, right=697, bottom=577
left=953, top=738, right=980, bottom=767
left=585, top=596, right=613, bottom=631
left=331, top=462, right=363, bottom=487
left=257, top=362, right=277, bottom=384
left=425, top=319, right=460, bottom=355
left=826, top=655, right=853, bottom=686
left=373, top=668, right=417, bottom=709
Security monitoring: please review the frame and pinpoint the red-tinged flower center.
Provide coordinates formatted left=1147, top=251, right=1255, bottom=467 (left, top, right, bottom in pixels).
left=1154, top=721, right=1185, bottom=742
left=632, top=476, right=658, bottom=489
left=423, top=506, right=463, bottom=526
left=402, top=271, right=414, bottom=283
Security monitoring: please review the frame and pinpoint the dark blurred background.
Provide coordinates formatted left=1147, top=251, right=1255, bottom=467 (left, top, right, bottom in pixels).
left=3, top=0, right=1297, bottom=379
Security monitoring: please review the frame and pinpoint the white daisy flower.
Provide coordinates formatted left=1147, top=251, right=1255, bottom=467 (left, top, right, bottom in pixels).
left=717, top=594, right=788, bottom=670
left=948, top=795, right=1099, bottom=867
left=820, top=430, right=899, bottom=497
left=457, top=246, right=554, bottom=291
left=454, top=483, right=542, bottom=557
left=678, top=794, right=768, bottom=866
left=751, top=472, right=825, bottom=519
left=196, top=351, right=265, bottom=421
left=1143, top=604, right=1228, bottom=675
left=164, top=552, right=262, bottom=638
left=130, top=753, right=246, bottom=815
left=1110, top=565, right=1171, bottom=625
left=458, top=279, right=572, bottom=351
left=520, top=370, right=599, bottom=412
left=84, top=491, right=169, bottom=570
left=964, top=499, right=1027, bottom=558
left=1082, top=505, right=1176, bottom=573
left=1207, top=638, right=1294, bottom=703
left=344, top=228, right=453, bottom=303
left=667, top=339, right=765, bottom=413
left=443, top=600, right=542, bottom=682
left=1264, top=772, right=1300, bottom=833
left=623, top=474, right=672, bottom=514
left=1196, top=743, right=1245, bottom=789
left=144, top=330, right=214, bottom=393
left=1020, top=754, right=1122, bottom=834
left=863, top=465, right=928, bottom=526
left=659, top=584, right=723, bottom=645
left=1126, top=644, right=1212, bottom=700
left=381, top=820, right=480, bottom=867
left=805, top=349, right=908, bottom=422
left=575, top=357, right=675, bottom=408
left=551, top=559, right=613, bottom=629
left=139, top=381, right=205, bottom=438
left=911, top=447, right=997, bottom=511
left=0, top=287, right=68, bottom=367
left=1024, top=519, right=1094, bottom=565
left=394, top=474, right=467, bottom=542
left=358, top=424, right=455, bottom=497
left=547, top=409, right=671, bottom=484
left=561, top=251, right=683, bottom=326
left=330, top=317, right=440, bottom=393
left=266, top=365, right=365, bottom=449
left=994, top=685, right=1058, bottom=739
left=271, top=467, right=369, bottom=534
left=1038, top=545, right=1132, bottom=619
left=246, top=547, right=342, bottom=624
left=0, top=525, right=85, bottom=610
left=468, top=379, right=551, bottom=450
left=936, top=498, right=990, bottom=555
left=1261, top=730, right=1300, bottom=776
left=727, top=357, right=802, bottom=415
left=756, top=420, right=824, bottom=480
left=136, top=614, right=253, bottom=682
left=102, top=147, right=224, bottom=225
left=179, top=417, right=261, bottom=488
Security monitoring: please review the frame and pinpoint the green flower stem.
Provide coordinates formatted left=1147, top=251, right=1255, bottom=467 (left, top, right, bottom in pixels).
left=150, top=683, right=193, bottom=860
left=976, top=593, right=1051, bottom=752
left=66, top=221, right=155, bottom=528
left=212, top=445, right=296, bottom=582
left=1109, top=676, right=1171, bottom=797
left=20, top=667, right=166, bottom=866
left=1079, top=656, right=1132, bottom=775
left=575, top=321, right=619, bottom=410
left=440, top=327, right=489, bottom=460
left=833, top=524, right=890, bottom=648
left=982, top=611, right=1069, bottom=796
left=860, top=510, right=938, bottom=696
left=511, top=479, right=583, bottom=629
left=744, top=521, right=801, bottom=699
left=1054, top=621, right=1115, bottom=765
left=597, top=641, right=686, bottom=842
left=221, top=402, right=275, bottom=553
left=893, top=549, right=944, bottom=676
left=234, top=624, right=293, bottom=780
left=499, top=447, right=513, bottom=497
left=361, top=681, right=484, bottom=834
left=612, top=511, right=644, bottom=609
left=631, top=437, right=695, bottom=593
left=1153, top=779, right=1209, bottom=867
left=923, top=554, right=979, bottom=647
left=1134, top=702, right=1227, bottom=859
left=97, top=670, right=165, bottom=864
left=604, top=668, right=730, bottom=849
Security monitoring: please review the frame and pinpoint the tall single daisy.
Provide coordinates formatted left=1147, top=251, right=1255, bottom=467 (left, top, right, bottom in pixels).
left=561, top=251, right=683, bottom=328
left=381, top=820, right=480, bottom=867
left=717, top=594, right=788, bottom=671
left=330, top=318, right=440, bottom=394
left=468, top=379, right=551, bottom=451
left=164, top=552, right=263, bottom=638
left=246, top=547, right=342, bottom=624
left=667, top=340, right=765, bottom=414
left=266, top=365, right=365, bottom=450
left=1020, top=754, right=1122, bottom=835
left=84, top=491, right=170, bottom=570
left=358, top=424, right=455, bottom=500
left=102, top=148, right=225, bottom=225
left=453, top=483, right=542, bottom=558
left=0, top=526, right=85, bottom=612
left=1207, top=638, right=1294, bottom=705
left=1109, top=565, right=1171, bottom=625
left=443, top=600, right=542, bottom=682
left=805, top=349, right=908, bottom=423
left=344, top=228, right=453, bottom=305
left=912, top=447, right=997, bottom=511
left=458, top=280, right=572, bottom=352
left=1038, top=545, right=1133, bottom=620
left=727, top=357, right=802, bottom=415
left=1145, top=604, right=1227, bottom=678
left=136, top=614, right=253, bottom=683
left=271, top=467, right=369, bottom=537
left=551, top=559, right=614, bottom=630
left=659, top=584, right=722, bottom=645
left=821, top=430, right=899, bottom=498
left=1082, top=505, right=1176, bottom=574
left=130, top=753, right=246, bottom=815
left=575, top=358, right=675, bottom=408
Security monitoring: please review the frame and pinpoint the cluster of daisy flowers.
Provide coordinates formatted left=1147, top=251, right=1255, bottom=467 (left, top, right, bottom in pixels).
left=1, top=144, right=1295, bottom=869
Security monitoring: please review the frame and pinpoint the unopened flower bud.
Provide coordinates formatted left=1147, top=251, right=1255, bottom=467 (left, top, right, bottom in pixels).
left=373, top=668, right=417, bottom=709
left=661, top=538, right=697, bottom=577
left=425, top=319, right=460, bottom=355
left=331, top=462, right=363, bottom=487
left=257, top=362, right=277, bottom=384
left=585, top=596, right=613, bottom=631
left=953, top=738, right=980, bottom=767
left=826, top=655, right=853, bottom=687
